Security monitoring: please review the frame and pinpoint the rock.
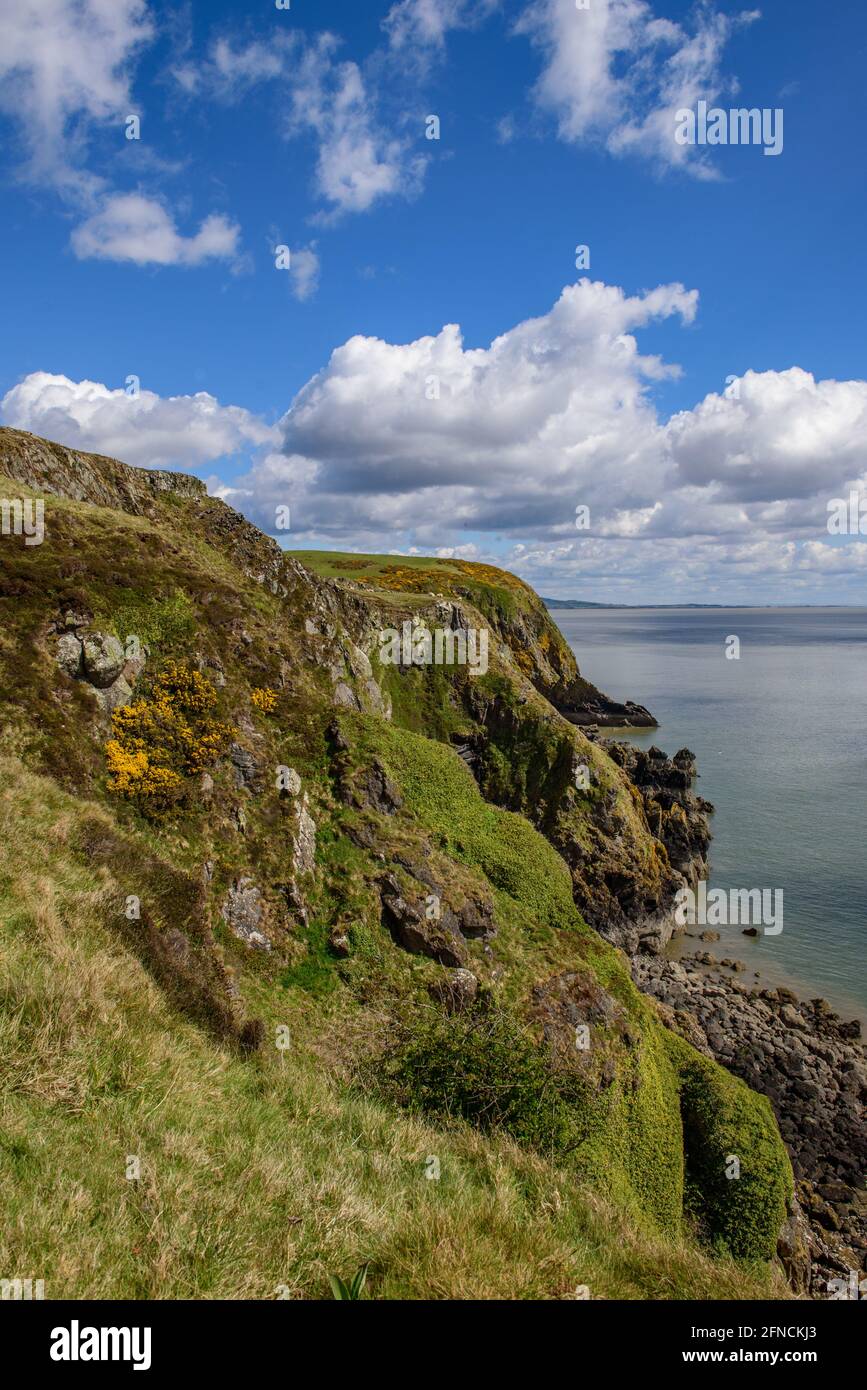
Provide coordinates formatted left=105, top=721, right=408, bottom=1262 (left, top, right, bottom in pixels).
left=62, top=609, right=90, bottom=631
left=280, top=767, right=302, bottom=797
left=350, top=761, right=402, bottom=814
left=200, top=773, right=214, bottom=798
left=429, top=968, right=479, bottom=1013
left=776, top=1196, right=813, bottom=1295
left=92, top=675, right=133, bottom=715
left=56, top=633, right=83, bottom=677
left=333, top=681, right=359, bottom=708
left=742, top=927, right=760, bottom=937
left=780, top=1005, right=807, bottom=1029
left=81, top=632, right=125, bottom=687
left=699, top=930, right=720, bottom=942
left=221, top=879, right=270, bottom=951
left=328, top=928, right=352, bottom=958
left=379, top=873, right=465, bottom=967
left=292, top=793, right=316, bottom=875
left=230, top=742, right=261, bottom=791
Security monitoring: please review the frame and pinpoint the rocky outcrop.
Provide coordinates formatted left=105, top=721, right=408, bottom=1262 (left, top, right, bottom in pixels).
left=600, top=741, right=713, bottom=887
left=0, top=425, right=206, bottom=511
left=561, top=696, right=657, bottom=729
left=288, top=792, right=316, bottom=877
left=378, top=867, right=495, bottom=967
left=379, top=872, right=467, bottom=967
left=221, top=878, right=271, bottom=951
left=53, top=619, right=140, bottom=715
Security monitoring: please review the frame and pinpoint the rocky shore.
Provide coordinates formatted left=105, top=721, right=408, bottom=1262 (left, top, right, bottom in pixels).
left=620, top=748, right=867, bottom=1298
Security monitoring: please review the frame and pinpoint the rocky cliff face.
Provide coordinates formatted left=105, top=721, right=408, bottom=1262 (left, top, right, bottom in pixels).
left=2, top=425, right=852, bottom=1299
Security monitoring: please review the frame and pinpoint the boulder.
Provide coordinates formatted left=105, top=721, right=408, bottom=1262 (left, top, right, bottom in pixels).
left=56, top=633, right=83, bottom=677
left=82, top=632, right=125, bottom=687
left=221, top=879, right=270, bottom=951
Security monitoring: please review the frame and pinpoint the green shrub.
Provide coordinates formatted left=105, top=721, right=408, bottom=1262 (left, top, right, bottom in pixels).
left=379, top=1003, right=587, bottom=1156
left=101, top=587, right=196, bottom=652
left=669, top=1038, right=792, bottom=1261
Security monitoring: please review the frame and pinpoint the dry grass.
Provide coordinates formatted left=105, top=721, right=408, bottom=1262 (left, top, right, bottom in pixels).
left=0, top=758, right=790, bottom=1301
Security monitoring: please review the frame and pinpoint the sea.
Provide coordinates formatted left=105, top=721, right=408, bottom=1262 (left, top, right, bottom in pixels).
left=553, top=607, right=867, bottom=1025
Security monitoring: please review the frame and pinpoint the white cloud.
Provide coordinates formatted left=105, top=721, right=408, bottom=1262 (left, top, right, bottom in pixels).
left=515, top=0, right=761, bottom=175
left=227, top=277, right=697, bottom=540
left=70, top=194, right=241, bottom=267
left=0, top=0, right=153, bottom=189
left=287, top=245, right=321, bottom=302
left=666, top=368, right=867, bottom=501
left=285, top=36, right=425, bottom=217
left=203, top=276, right=867, bottom=602
left=383, top=0, right=501, bottom=59
left=0, top=3, right=242, bottom=270
left=1, top=372, right=278, bottom=470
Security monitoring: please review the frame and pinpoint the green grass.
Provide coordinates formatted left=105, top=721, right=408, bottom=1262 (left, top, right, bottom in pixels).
left=0, top=756, right=789, bottom=1300
left=330, top=711, right=793, bottom=1255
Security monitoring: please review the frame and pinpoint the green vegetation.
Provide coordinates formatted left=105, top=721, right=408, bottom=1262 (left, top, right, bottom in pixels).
left=97, top=587, right=197, bottom=652
left=0, top=756, right=787, bottom=1300
left=0, top=436, right=795, bottom=1299
left=668, top=1035, right=793, bottom=1262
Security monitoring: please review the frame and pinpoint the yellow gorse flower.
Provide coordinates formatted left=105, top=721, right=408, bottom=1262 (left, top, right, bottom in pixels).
left=250, top=687, right=278, bottom=714
left=106, top=662, right=235, bottom=814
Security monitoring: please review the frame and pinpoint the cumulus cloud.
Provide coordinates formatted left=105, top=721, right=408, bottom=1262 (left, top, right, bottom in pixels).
left=1, top=372, right=278, bottom=471
left=285, top=35, right=426, bottom=218
left=0, top=0, right=153, bottom=190
left=206, top=275, right=867, bottom=601
left=224, top=277, right=697, bottom=541
left=8, top=278, right=866, bottom=601
left=515, top=0, right=761, bottom=176
left=666, top=368, right=867, bottom=501
left=70, top=194, right=241, bottom=267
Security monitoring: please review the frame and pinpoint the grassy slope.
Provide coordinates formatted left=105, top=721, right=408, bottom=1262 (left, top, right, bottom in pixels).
left=0, top=477, right=791, bottom=1299
left=0, top=757, right=786, bottom=1300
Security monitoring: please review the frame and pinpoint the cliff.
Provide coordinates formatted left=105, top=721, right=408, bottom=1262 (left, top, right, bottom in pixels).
left=0, top=426, right=806, bottom=1299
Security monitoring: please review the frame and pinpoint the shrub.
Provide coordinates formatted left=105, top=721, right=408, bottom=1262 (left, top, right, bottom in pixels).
left=378, top=1003, right=585, bottom=1156
left=251, top=687, right=278, bottom=714
left=106, top=662, right=235, bottom=815
left=101, top=588, right=196, bottom=652
left=671, top=1040, right=792, bottom=1262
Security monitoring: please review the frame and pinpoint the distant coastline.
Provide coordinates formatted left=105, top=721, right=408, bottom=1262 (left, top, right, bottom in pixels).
left=543, top=599, right=858, bottom=610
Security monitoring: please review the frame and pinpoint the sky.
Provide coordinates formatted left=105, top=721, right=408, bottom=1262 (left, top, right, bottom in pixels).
left=1, top=0, right=866, bottom=603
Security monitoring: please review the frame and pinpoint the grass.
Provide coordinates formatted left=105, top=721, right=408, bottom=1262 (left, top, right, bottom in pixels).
left=0, top=754, right=790, bottom=1300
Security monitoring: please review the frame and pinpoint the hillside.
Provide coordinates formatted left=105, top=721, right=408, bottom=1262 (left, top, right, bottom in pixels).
left=0, top=425, right=796, bottom=1300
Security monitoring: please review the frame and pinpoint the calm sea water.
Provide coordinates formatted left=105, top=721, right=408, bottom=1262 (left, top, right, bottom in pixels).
left=553, top=608, right=867, bottom=1023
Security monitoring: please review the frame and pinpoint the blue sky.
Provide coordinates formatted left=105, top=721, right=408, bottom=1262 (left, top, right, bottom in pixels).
left=2, top=0, right=866, bottom=602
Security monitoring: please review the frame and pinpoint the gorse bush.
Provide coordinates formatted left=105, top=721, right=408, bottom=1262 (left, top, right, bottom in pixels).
left=106, top=662, right=235, bottom=815
left=251, top=687, right=278, bottom=714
